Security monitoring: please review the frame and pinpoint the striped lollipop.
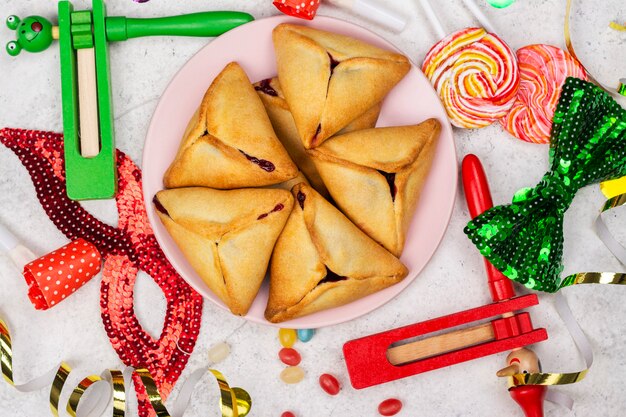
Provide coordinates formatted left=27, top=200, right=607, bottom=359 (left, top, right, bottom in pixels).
left=500, top=44, right=588, bottom=144
left=422, top=27, right=519, bottom=129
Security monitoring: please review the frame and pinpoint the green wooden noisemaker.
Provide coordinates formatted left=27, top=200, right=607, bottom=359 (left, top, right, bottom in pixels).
left=5, top=1, right=253, bottom=200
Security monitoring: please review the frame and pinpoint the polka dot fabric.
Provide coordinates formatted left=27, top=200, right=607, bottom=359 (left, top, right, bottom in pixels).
left=23, top=238, right=101, bottom=310
left=0, top=128, right=204, bottom=417
left=273, top=0, right=320, bottom=20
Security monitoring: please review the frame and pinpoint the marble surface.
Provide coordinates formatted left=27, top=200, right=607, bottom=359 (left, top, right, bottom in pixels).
left=0, top=0, right=625, bottom=416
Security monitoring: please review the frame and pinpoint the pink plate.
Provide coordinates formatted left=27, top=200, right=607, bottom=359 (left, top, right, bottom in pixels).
left=142, top=15, right=457, bottom=328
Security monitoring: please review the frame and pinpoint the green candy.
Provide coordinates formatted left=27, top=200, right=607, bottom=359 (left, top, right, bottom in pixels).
left=487, top=0, right=515, bottom=8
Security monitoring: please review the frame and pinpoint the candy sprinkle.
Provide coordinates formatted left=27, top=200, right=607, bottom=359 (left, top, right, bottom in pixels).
left=279, top=328, right=297, bottom=348
left=208, top=342, right=230, bottom=364
left=296, top=328, right=315, bottom=343
left=319, top=373, right=340, bottom=395
left=280, top=366, right=305, bottom=384
left=279, top=348, right=302, bottom=366
left=378, top=398, right=403, bottom=416
left=487, top=0, right=515, bottom=8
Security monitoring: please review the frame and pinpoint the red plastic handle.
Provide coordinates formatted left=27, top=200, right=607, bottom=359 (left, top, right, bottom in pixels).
left=462, top=154, right=515, bottom=302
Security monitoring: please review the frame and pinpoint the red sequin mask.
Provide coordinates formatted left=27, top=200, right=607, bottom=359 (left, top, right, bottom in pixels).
left=0, top=128, right=203, bottom=417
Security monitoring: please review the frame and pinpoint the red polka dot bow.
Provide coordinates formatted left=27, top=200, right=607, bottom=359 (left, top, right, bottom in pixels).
left=273, top=0, right=321, bottom=20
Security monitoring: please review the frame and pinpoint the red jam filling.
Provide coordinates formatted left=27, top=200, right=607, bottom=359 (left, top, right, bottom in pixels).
left=239, top=150, right=276, bottom=172
left=297, top=191, right=306, bottom=209
left=328, top=53, right=340, bottom=72
left=153, top=196, right=170, bottom=216
left=254, top=78, right=279, bottom=97
left=257, top=203, right=285, bottom=220
left=378, top=170, right=397, bottom=201
left=318, top=268, right=347, bottom=286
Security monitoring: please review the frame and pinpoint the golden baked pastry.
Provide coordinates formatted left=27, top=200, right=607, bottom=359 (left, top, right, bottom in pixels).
left=265, top=183, right=408, bottom=323
left=308, top=119, right=441, bottom=256
left=163, top=62, right=298, bottom=189
left=270, top=170, right=310, bottom=192
left=254, top=77, right=381, bottom=198
left=153, top=187, right=293, bottom=316
left=272, top=23, right=410, bottom=149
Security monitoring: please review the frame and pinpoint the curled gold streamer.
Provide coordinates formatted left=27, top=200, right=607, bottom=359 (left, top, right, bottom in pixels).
left=0, top=319, right=14, bottom=385
left=609, top=21, right=626, bottom=31
left=1, top=317, right=251, bottom=417
left=508, top=369, right=588, bottom=388
left=600, top=176, right=626, bottom=199
left=565, top=0, right=626, bottom=96
left=510, top=194, right=626, bottom=390
left=50, top=363, right=72, bottom=417
left=211, top=369, right=252, bottom=417
left=619, top=80, right=626, bottom=96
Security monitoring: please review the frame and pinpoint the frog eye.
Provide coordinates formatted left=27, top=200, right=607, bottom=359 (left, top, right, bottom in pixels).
left=6, top=41, right=21, bottom=56
left=6, top=15, right=20, bottom=30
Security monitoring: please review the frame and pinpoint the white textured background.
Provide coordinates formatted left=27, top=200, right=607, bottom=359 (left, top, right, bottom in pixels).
left=1, top=0, right=625, bottom=416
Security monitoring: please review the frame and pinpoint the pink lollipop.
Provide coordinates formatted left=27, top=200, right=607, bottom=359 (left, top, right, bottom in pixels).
left=500, top=44, right=588, bottom=144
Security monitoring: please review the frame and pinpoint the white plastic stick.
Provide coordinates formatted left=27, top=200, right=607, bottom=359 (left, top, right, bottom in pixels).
left=326, top=0, right=408, bottom=32
left=462, top=0, right=497, bottom=33
left=417, top=0, right=447, bottom=39
left=0, top=223, right=36, bottom=270
left=0, top=222, right=18, bottom=252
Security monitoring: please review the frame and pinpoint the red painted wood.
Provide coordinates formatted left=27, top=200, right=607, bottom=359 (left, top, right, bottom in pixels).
left=342, top=155, right=549, bottom=390
left=510, top=385, right=547, bottom=417
left=343, top=295, right=547, bottom=389
left=462, top=154, right=516, bottom=302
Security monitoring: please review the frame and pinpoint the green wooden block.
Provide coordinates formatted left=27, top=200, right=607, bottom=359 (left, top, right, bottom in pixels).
left=59, top=0, right=117, bottom=201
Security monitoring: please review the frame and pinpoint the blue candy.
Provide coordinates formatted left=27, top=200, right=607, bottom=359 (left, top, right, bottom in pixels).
left=296, top=328, right=315, bottom=343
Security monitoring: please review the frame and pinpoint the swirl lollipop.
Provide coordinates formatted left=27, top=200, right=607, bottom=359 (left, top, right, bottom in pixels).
left=419, top=0, right=519, bottom=129
left=500, top=44, right=587, bottom=144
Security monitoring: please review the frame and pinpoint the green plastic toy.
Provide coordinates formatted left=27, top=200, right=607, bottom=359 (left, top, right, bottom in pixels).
left=5, top=1, right=254, bottom=201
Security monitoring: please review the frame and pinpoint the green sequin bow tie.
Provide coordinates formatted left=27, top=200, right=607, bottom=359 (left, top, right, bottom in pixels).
left=465, top=77, right=626, bottom=292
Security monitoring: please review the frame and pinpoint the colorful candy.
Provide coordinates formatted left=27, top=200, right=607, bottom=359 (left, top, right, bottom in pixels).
left=279, top=348, right=301, bottom=366
left=280, top=366, right=305, bottom=384
left=296, top=328, right=315, bottom=343
left=378, top=398, right=403, bottom=416
left=422, top=27, right=519, bottom=129
left=500, top=44, right=587, bottom=144
left=281, top=412, right=296, bottom=417
left=487, top=0, right=515, bottom=8
left=279, top=328, right=297, bottom=348
left=318, top=373, right=340, bottom=395
left=208, top=342, right=230, bottom=364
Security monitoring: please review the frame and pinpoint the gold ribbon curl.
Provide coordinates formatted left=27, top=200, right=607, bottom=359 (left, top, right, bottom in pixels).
left=565, top=0, right=626, bottom=97
left=508, top=193, right=626, bottom=390
left=1, top=318, right=251, bottom=417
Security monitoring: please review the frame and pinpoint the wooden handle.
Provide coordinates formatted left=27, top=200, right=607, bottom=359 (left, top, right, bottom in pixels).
left=76, top=47, right=100, bottom=158
left=386, top=322, right=495, bottom=365
left=462, top=154, right=515, bottom=302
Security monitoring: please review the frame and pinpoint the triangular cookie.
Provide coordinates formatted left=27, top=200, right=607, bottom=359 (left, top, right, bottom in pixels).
left=265, top=183, right=408, bottom=323
left=164, top=62, right=298, bottom=189
left=272, top=24, right=410, bottom=148
left=254, top=76, right=381, bottom=198
left=154, top=187, right=293, bottom=315
left=308, top=119, right=441, bottom=256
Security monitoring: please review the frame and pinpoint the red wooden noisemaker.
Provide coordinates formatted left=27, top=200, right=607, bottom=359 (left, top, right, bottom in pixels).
left=342, top=154, right=548, bottom=389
